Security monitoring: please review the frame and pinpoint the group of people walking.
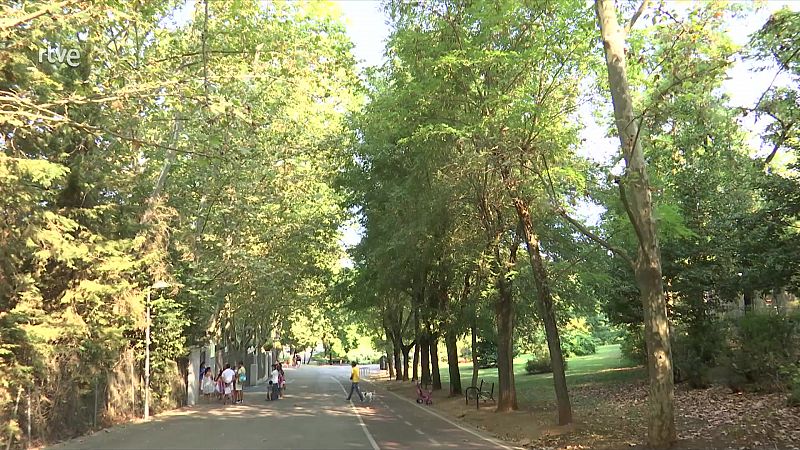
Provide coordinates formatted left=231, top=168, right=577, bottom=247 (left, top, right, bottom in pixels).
left=201, top=361, right=247, bottom=405
left=199, top=360, right=289, bottom=404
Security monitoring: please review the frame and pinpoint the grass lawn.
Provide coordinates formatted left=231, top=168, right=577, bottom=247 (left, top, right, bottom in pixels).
left=438, top=344, right=644, bottom=407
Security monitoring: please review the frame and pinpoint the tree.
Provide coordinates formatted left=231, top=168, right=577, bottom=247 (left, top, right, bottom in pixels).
left=593, top=0, right=675, bottom=446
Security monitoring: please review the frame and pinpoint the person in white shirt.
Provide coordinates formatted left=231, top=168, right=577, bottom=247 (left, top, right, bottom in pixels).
left=221, top=363, right=236, bottom=405
left=267, top=363, right=280, bottom=401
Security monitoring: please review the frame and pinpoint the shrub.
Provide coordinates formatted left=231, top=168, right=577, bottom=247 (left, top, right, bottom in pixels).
left=475, top=339, right=498, bottom=368
left=561, top=318, right=599, bottom=357
left=672, top=320, right=727, bottom=389
left=563, top=330, right=598, bottom=357
left=587, top=314, right=624, bottom=345
left=475, top=339, right=520, bottom=368
left=724, top=311, right=800, bottom=391
left=620, top=325, right=647, bottom=365
left=784, top=363, right=800, bottom=406
left=525, top=354, right=568, bottom=375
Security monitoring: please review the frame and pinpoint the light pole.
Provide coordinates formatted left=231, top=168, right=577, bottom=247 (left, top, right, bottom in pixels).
left=144, top=280, right=171, bottom=421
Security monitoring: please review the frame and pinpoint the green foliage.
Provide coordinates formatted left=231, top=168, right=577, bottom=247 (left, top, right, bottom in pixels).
left=619, top=326, right=648, bottom=366
left=672, top=320, right=727, bottom=389
left=525, top=355, right=568, bottom=375
left=475, top=340, right=499, bottom=369
left=787, top=365, right=800, bottom=407
left=723, top=311, right=800, bottom=391
left=1, top=0, right=360, bottom=446
left=586, top=314, right=624, bottom=345
left=560, top=318, right=599, bottom=357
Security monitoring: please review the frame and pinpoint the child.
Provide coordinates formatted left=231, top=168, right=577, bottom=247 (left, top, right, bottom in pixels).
left=202, top=367, right=215, bottom=402
left=215, top=368, right=224, bottom=401
left=277, top=363, right=285, bottom=398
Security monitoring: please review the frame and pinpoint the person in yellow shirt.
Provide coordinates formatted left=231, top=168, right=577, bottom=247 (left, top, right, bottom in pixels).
left=345, top=361, right=364, bottom=402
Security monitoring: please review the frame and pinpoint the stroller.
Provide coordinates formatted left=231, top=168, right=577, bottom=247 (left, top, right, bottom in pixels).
left=416, top=383, right=433, bottom=405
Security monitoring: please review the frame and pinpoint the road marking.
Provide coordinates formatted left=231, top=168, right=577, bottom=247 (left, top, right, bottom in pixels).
left=415, top=429, right=425, bottom=435
left=428, top=437, right=440, bottom=446
left=404, top=420, right=413, bottom=427
left=331, top=377, right=380, bottom=450
left=363, top=381, right=514, bottom=450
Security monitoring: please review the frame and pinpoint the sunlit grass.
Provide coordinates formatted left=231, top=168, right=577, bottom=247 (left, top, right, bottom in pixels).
left=438, top=344, right=645, bottom=405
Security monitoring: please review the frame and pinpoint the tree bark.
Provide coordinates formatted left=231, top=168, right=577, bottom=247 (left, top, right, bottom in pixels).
left=595, top=0, right=676, bottom=446
left=430, top=334, right=442, bottom=390
left=506, top=194, right=572, bottom=425
left=495, top=273, right=518, bottom=412
left=412, top=308, right=420, bottom=382
left=420, top=331, right=431, bottom=386
left=402, top=342, right=413, bottom=381
left=471, top=318, right=479, bottom=388
left=387, top=351, right=395, bottom=380
left=445, top=330, right=462, bottom=395
left=394, top=340, right=404, bottom=381
left=743, top=288, right=753, bottom=311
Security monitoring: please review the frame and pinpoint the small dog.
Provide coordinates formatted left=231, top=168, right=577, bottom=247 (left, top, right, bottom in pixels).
left=363, top=391, right=375, bottom=402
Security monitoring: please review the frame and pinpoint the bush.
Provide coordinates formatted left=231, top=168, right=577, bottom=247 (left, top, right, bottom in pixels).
left=562, top=329, right=598, bottom=357
left=525, top=354, right=568, bottom=375
left=475, top=340, right=498, bottom=368
left=560, top=318, right=599, bottom=357
left=587, top=314, right=624, bottom=345
left=785, top=363, right=800, bottom=406
left=672, top=320, right=727, bottom=389
left=620, top=325, right=647, bottom=365
left=724, top=311, right=800, bottom=391
left=475, top=339, right=520, bottom=369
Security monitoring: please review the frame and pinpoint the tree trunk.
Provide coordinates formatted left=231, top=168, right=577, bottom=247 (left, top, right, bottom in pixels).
left=445, top=330, right=462, bottom=395
left=495, top=275, right=517, bottom=412
left=402, top=343, right=412, bottom=381
left=384, top=324, right=400, bottom=380
left=387, top=351, right=395, bottom=380
left=471, top=319, right=479, bottom=388
left=394, top=340, right=404, bottom=381
left=430, top=334, right=442, bottom=390
left=743, top=288, right=753, bottom=311
left=595, top=0, right=676, bottom=446
left=412, top=307, right=421, bottom=381
left=507, top=196, right=572, bottom=425
left=420, top=331, right=431, bottom=386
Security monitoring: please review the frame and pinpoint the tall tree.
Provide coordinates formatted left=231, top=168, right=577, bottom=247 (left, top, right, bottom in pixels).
left=593, top=0, right=675, bottom=446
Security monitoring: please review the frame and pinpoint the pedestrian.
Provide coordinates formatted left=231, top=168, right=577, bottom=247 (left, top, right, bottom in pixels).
left=345, top=361, right=363, bottom=402
left=215, top=367, right=224, bottom=401
left=221, top=363, right=236, bottom=405
left=235, top=361, right=246, bottom=404
left=202, top=367, right=215, bottom=402
left=267, top=363, right=280, bottom=401
left=277, top=363, right=285, bottom=398
left=296, top=354, right=301, bottom=366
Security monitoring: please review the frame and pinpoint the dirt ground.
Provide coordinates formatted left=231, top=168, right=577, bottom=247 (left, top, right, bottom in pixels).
left=378, top=377, right=800, bottom=450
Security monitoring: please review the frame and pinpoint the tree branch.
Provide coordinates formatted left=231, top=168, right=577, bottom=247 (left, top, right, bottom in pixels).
left=0, top=1, right=80, bottom=30
left=616, top=175, right=648, bottom=259
left=556, top=207, right=635, bottom=268
left=626, top=0, right=651, bottom=34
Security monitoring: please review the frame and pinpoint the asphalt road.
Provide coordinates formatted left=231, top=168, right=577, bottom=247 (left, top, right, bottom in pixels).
left=46, top=365, right=512, bottom=450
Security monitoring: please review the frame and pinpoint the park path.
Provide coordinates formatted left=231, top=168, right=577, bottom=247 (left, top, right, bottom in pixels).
left=45, top=365, right=513, bottom=450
